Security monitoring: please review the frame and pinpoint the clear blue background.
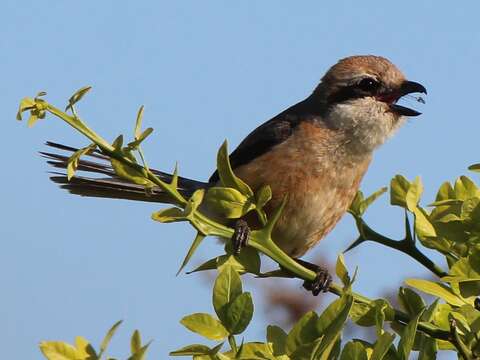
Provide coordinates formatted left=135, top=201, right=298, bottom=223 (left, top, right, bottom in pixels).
left=2, top=1, right=478, bottom=358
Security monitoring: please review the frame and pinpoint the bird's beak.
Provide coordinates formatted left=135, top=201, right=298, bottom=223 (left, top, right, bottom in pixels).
left=389, top=80, right=427, bottom=117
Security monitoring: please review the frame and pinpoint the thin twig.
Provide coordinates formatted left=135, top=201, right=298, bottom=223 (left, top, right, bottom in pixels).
left=348, top=218, right=447, bottom=278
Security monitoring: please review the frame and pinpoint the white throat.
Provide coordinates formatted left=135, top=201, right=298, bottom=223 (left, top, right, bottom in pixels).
left=325, top=98, right=405, bottom=155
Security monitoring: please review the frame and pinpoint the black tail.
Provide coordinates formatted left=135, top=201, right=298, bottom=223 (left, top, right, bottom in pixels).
left=41, top=142, right=208, bottom=203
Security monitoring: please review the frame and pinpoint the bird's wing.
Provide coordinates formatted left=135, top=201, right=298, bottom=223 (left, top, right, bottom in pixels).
left=208, top=97, right=317, bottom=183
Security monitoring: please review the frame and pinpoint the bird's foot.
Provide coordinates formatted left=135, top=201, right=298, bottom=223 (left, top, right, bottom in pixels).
left=295, top=258, right=332, bottom=296
left=232, top=219, right=250, bottom=255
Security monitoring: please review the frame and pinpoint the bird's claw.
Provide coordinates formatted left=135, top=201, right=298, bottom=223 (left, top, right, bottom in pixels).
left=303, top=267, right=332, bottom=296
left=294, top=258, right=332, bottom=296
left=232, top=219, right=250, bottom=255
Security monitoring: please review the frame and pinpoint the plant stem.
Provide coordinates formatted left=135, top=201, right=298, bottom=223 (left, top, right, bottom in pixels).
left=250, top=237, right=317, bottom=282
left=228, top=335, right=237, bottom=353
left=352, top=218, right=447, bottom=278
left=451, top=319, right=473, bottom=359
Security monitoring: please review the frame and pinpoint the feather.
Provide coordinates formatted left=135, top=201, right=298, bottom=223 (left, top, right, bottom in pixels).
left=42, top=142, right=207, bottom=202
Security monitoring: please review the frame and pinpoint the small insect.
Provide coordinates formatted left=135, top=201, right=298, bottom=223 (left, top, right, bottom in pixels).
left=406, top=94, right=426, bottom=104
left=415, top=96, right=426, bottom=104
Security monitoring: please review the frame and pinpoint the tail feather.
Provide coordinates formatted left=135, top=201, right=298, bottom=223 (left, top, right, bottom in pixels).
left=42, top=141, right=208, bottom=203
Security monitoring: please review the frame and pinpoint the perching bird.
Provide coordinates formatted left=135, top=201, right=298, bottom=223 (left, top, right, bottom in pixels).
left=43, top=55, right=426, bottom=295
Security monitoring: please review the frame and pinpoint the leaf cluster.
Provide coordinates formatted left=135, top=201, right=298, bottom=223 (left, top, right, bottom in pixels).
left=40, top=321, right=151, bottom=360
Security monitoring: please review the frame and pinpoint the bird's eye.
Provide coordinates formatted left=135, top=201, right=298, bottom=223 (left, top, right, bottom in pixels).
left=357, top=77, right=380, bottom=92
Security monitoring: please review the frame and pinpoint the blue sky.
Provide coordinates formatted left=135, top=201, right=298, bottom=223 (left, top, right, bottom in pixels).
left=2, top=1, right=479, bottom=358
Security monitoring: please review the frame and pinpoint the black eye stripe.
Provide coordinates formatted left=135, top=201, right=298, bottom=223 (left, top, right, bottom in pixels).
left=327, top=85, right=363, bottom=104
left=327, top=78, right=381, bottom=104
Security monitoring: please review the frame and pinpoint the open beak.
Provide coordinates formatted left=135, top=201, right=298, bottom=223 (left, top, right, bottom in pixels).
left=389, top=81, right=427, bottom=117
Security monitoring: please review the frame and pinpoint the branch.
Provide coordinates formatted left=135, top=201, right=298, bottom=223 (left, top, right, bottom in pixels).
left=346, top=216, right=447, bottom=278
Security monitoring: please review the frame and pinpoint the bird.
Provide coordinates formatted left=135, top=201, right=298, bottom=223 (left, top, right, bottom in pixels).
left=42, top=55, right=427, bottom=295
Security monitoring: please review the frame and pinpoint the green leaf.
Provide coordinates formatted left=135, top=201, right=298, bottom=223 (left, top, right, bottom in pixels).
left=75, top=337, right=97, bottom=360
left=443, top=253, right=480, bottom=298
left=339, top=341, right=368, bottom=360
left=39, top=336, right=97, bottom=360
left=137, top=127, right=153, bottom=143
left=350, top=299, right=395, bottom=327
left=66, top=144, right=97, bottom=180
left=99, top=320, right=122, bottom=358
left=17, top=97, right=36, bottom=121
left=28, top=113, right=39, bottom=127
left=460, top=197, right=480, bottom=220
left=418, top=337, right=437, bottom=360
left=222, top=342, right=274, bottom=359
left=435, top=181, right=455, bottom=202
left=285, top=311, right=319, bottom=356
left=209, top=342, right=224, bottom=356
left=151, top=207, right=186, bottom=223
left=335, top=254, right=350, bottom=287
left=289, top=338, right=323, bottom=360
left=169, top=163, right=179, bottom=189
left=66, top=86, right=92, bottom=111
left=184, top=189, right=205, bottom=218
left=406, top=176, right=423, bottom=212
left=349, top=191, right=365, bottom=217
left=255, top=185, right=272, bottom=209
left=449, top=311, right=470, bottom=334
left=374, top=301, right=387, bottom=336
left=112, top=135, right=124, bottom=150
left=180, top=313, right=229, bottom=340
left=170, top=344, right=212, bottom=356
left=428, top=199, right=462, bottom=207
left=19, top=95, right=47, bottom=127
left=130, top=330, right=141, bottom=355
left=405, top=279, right=466, bottom=306
left=398, top=287, right=426, bottom=317
left=134, top=105, right=145, bottom=140
left=397, top=310, right=424, bottom=360
left=204, top=187, right=255, bottom=219
left=454, top=176, right=479, bottom=200
left=370, top=332, right=395, bottom=360
left=432, top=303, right=453, bottom=332
left=469, top=163, right=480, bottom=172
left=127, top=128, right=154, bottom=150
left=39, top=341, right=80, bottom=360
left=422, top=299, right=440, bottom=323
left=314, top=294, right=354, bottom=358
left=349, top=187, right=387, bottom=217
left=413, top=207, right=436, bottom=239
left=127, top=341, right=151, bottom=360
left=110, top=158, right=153, bottom=186
left=255, top=185, right=272, bottom=225
left=362, top=187, right=388, bottom=212
left=217, top=141, right=253, bottom=197
left=177, top=232, right=206, bottom=275
left=266, top=325, right=287, bottom=356
left=187, top=257, right=218, bottom=274
left=213, top=265, right=242, bottom=323
left=224, top=292, right=254, bottom=334
left=235, top=247, right=261, bottom=275
left=220, top=244, right=261, bottom=275
left=390, top=175, right=411, bottom=208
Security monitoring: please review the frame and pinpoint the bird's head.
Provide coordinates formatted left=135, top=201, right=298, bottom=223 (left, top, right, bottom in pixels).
left=314, top=55, right=427, bottom=155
